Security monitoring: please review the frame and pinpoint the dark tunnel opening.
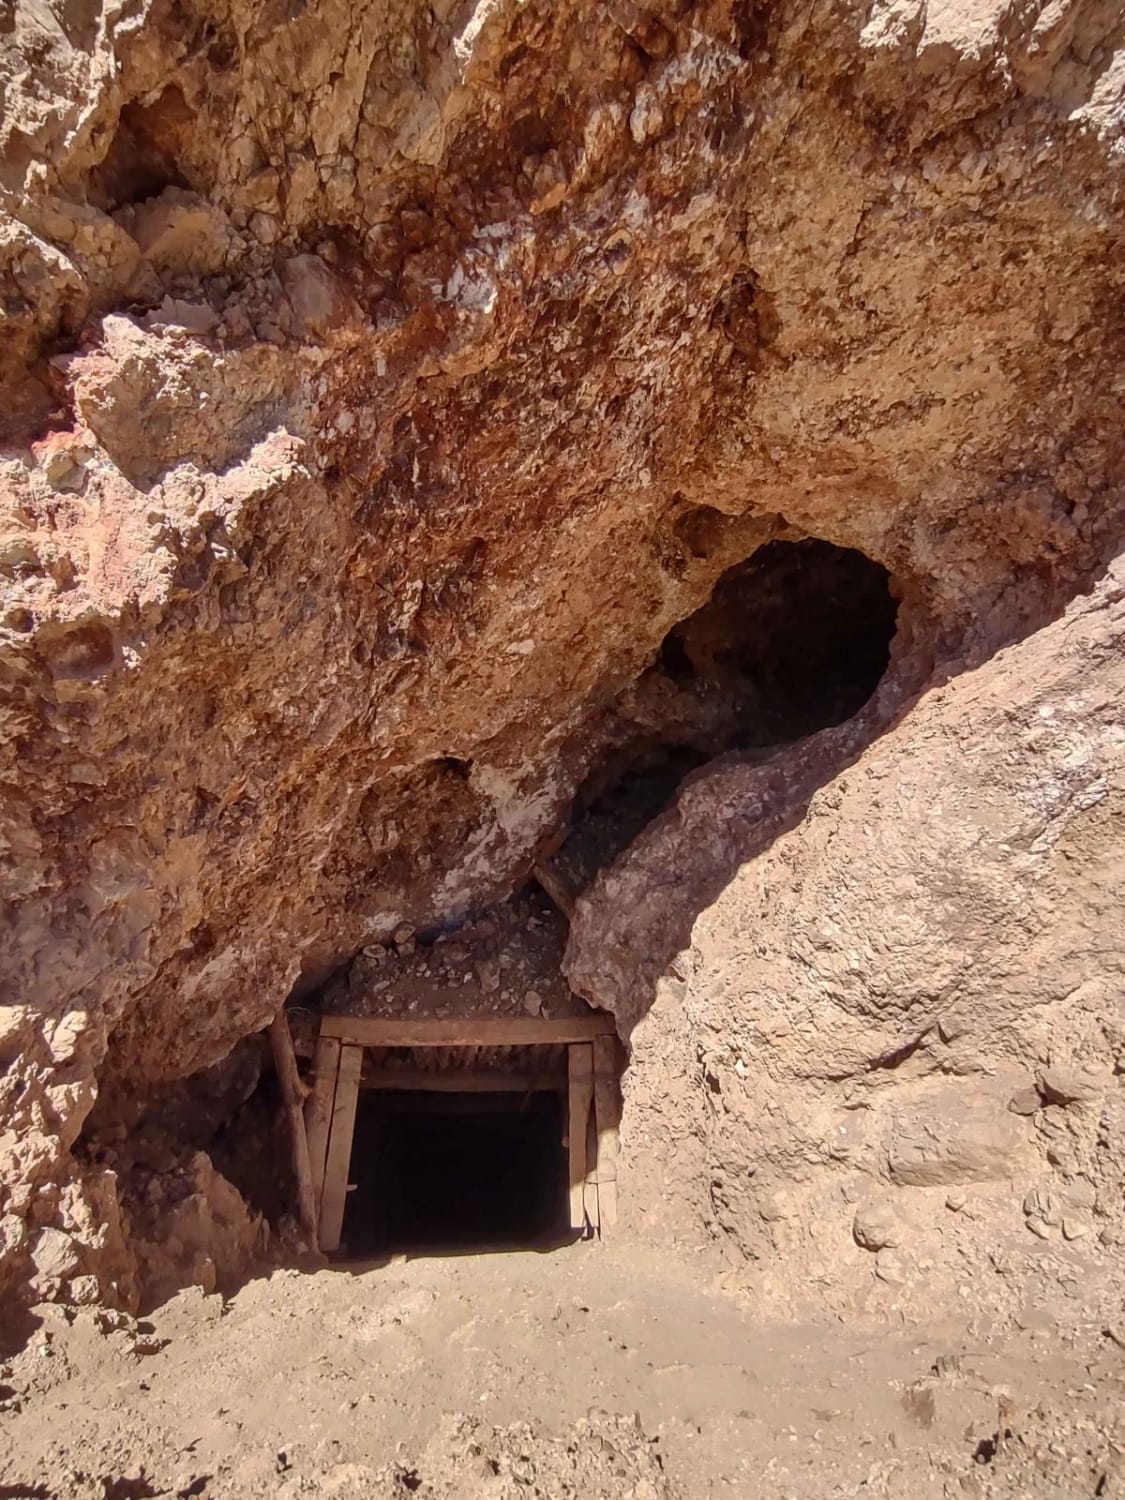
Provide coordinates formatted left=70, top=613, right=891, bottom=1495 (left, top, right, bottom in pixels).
left=342, top=1088, right=569, bottom=1256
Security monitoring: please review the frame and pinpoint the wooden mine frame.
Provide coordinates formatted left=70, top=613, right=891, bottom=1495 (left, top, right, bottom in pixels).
left=303, top=1014, right=621, bottom=1253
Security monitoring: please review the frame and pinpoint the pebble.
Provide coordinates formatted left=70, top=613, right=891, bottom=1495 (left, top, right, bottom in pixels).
left=1008, top=1087, right=1041, bottom=1116
left=1023, top=1188, right=1060, bottom=1225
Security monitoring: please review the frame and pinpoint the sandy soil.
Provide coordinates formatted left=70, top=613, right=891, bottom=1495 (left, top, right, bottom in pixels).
left=2, top=1242, right=1123, bottom=1499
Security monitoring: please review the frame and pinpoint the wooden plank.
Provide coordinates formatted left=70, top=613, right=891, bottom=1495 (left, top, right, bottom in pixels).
left=593, top=1035, right=619, bottom=1230
left=269, top=1011, right=319, bottom=1245
left=319, top=1014, right=615, bottom=1047
left=532, top=858, right=575, bottom=919
left=318, top=1043, right=363, bottom=1253
left=304, top=1035, right=341, bottom=1224
left=568, top=1043, right=595, bottom=1234
left=585, top=1088, right=600, bottom=1232
left=361, top=1068, right=566, bottom=1093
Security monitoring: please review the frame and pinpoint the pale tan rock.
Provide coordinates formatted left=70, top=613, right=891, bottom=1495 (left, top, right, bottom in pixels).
left=853, top=1201, right=902, bottom=1252
left=581, top=569, right=1125, bottom=1318
left=874, top=1250, right=910, bottom=1285
left=1037, top=1065, right=1109, bottom=1107
left=1024, top=1189, right=1061, bottom=1226
left=29, top=1228, right=81, bottom=1293
left=887, top=1095, right=1032, bottom=1188
left=115, top=190, right=241, bottom=278
left=1062, top=1216, right=1093, bottom=1242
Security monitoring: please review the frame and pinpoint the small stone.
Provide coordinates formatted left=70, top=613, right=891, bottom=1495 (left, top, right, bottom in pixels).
left=249, top=211, right=280, bottom=244
left=30, top=1227, right=81, bottom=1288
left=875, top=1251, right=908, bottom=1285
left=1008, top=1088, right=1041, bottom=1116
left=523, top=989, right=543, bottom=1015
left=757, top=1193, right=785, bottom=1223
left=1062, top=1216, right=1091, bottom=1241
left=1023, top=1188, right=1060, bottom=1225
left=475, top=958, right=500, bottom=993
left=393, top=922, right=416, bottom=946
left=945, top=1192, right=967, bottom=1212
left=1026, top=1217, right=1051, bottom=1239
left=853, top=1201, right=902, bottom=1252
left=1046, top=1144, right=1077, bottom=1172
left=69, top=1275, right=101, bottom=1305
left=1037, top=1065, right=1106, bottom=1107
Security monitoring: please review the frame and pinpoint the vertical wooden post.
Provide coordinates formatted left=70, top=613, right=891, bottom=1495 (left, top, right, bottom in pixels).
left=269, top=1011, right=319, bottom=1245
left=568, top=1043, right=595, bottom=1235
left=319, top=1043, right=363, bottom=1253
left=305, top=1034, right=341, bottom=1229
left=592, top=1035, right=619, bottom=1231
left=585, top=1087, right=601, bottom=1232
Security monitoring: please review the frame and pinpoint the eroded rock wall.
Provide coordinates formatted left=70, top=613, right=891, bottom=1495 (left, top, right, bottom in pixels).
left=2, top=0, right=1125, bottom=1308
left=571, top=565, right=1125, bottom=1323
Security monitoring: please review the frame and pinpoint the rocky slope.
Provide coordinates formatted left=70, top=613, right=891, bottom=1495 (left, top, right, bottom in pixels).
left=1, top=0, right=1124, bottom=1312
left=570, top=561, right=1125, bottom=1322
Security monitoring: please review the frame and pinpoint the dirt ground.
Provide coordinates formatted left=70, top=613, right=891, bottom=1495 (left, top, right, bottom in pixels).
left=2, top=1242, right=1123, bottom=1499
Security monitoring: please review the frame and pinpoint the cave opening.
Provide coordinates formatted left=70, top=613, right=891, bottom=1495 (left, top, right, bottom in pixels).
left=342, top=1087, right=568, bottom=1257
left=553, top=536, right=897, bottom=888
left=661, top=536, right=898, bottom=748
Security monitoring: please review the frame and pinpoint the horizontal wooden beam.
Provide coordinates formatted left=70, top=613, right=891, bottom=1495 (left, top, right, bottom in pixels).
left=319, top=1014, right=616, bottom=1047
left=361, top=1068, right=565, bottom=1093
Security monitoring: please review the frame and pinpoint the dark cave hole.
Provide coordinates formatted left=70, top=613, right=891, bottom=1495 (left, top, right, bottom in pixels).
left=88, top=90, right=195, bottom=212
left=660, top=537, right=897, bottom=749
left=341, top=1089, right=568, bottom=1256
left=557, top=538, right=897, bottom=886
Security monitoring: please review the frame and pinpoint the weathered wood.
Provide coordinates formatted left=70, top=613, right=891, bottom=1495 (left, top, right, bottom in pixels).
left=592, top=1035, right=620, bottom=1230
left=361, top=1067, right=566, bottom=1093
left=568, top=1042, right=595, bottom=1234
left=319, top=1014, right=615, bottom=1047
left=304, top=1035, right=341, bottom=1224
left=585, top=1085, right=600, bottom=1230
left=318, top=1043, right=363, bottom=1253
left=532, top=858, right=575, bottom=920
left=269, top=1011, right=319, bottom=1245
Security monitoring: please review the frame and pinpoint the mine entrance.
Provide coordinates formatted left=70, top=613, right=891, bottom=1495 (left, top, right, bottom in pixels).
left=345, top=1088, right=567, bottom=1254
left=304, top=1016, right=619, bottom=1257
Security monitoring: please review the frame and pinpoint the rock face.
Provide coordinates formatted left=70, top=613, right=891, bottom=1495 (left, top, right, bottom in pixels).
left=572, top=566, right=1125, bottom=1320
left=1, top=0, right=1124, bottom=1310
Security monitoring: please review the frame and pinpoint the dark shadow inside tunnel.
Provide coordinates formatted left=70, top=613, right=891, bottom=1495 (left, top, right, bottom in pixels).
left=341, top=1088, right=568, bottom=1257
